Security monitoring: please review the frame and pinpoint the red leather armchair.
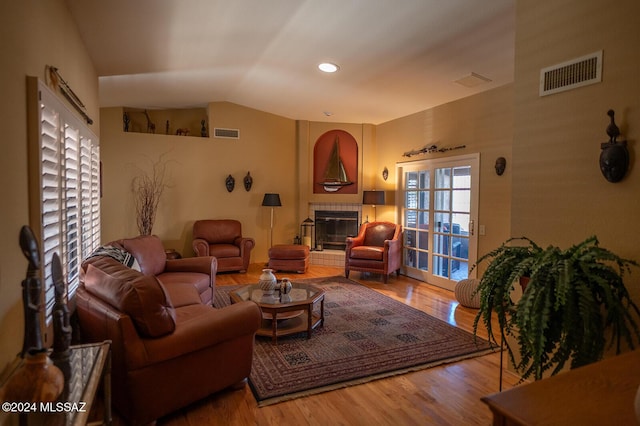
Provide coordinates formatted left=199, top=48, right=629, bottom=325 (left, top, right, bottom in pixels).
left=192, top=219, right=255, bottom=273
left=345, top=221, right=402, bottom=283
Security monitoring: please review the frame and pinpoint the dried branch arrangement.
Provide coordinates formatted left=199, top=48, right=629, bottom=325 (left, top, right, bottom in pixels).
left=132, top=155, right=170, bottom=235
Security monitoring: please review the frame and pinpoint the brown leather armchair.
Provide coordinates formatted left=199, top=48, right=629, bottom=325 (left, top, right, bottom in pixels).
left=345, top=221, right=402, bottom=283
left=192, top=219, right=255, bottom=273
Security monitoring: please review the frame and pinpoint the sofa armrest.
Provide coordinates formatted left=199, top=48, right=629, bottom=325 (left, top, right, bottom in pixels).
left=192, top=238, right=210, bottom=256
left=165, top=256, right=217, bottom=276
left=234, top=236, right=255, bottom=252
left=141, top=301, right=262, bottom=363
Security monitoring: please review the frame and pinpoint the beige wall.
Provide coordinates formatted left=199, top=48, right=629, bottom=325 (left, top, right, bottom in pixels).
left=0, top=0, right=99, bottom=371
left=376, top=85, right=514, bottom=267
left=101, top=105, right=379, bottom=262
left=100, top=103, right=298, bottom=261
left=513, top=0, right=640, bottom=304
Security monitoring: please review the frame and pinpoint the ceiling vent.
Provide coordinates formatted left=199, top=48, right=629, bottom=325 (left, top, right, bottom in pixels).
left=213, top=128, right=240, bottom=139
left=539, top=51, right=602, bottom=96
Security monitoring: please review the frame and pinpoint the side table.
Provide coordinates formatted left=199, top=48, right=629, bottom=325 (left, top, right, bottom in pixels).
left=0, top=340, right=112, bottom=426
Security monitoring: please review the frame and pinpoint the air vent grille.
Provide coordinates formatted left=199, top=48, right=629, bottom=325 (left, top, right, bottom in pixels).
left=213, top=128, right=240, bottom=139
left=540, top=51, right=602, bottom=96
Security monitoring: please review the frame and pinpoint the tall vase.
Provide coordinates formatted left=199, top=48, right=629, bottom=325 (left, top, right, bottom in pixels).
left=0, top=352, right=64, bottom=403
left=258, top=268, right=277, bottom=300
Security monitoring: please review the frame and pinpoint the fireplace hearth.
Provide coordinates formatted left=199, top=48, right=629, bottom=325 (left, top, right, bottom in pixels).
left=314, top=210, right=359, bottom=251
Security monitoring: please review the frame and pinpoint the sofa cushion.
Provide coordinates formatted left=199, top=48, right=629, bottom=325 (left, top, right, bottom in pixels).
left=121, top=235, right=166, bottom=276
left=350, top=246, right=384, bottom=261
left=84, top=264, right=176, bottom=337
left=208, top=243, right=241, bottom=258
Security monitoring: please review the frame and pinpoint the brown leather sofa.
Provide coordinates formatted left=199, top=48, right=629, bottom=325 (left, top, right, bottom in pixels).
left=345, top=221, right=403, bottom=283
left=76, top=235, right=261, bottom=425
left=192, top=219, right=255, bottom=273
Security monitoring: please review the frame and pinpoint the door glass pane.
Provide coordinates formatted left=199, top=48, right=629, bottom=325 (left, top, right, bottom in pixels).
left=451, top=260, right=468, bottom=282
left=435, top=190, right=450, bottom=211
left=434, top=212, right=450, bottom=232
left=452, top=236, right=468, bottom=260
left=418, top=211, right=429, bottom=227
left=419, top=171, right=430, bottom=189
left=451, top=213, right=469, bottom=235
left=434, top=234, right=450, bottom=255
left=418, top=230, right=429, bottom=250
left=406, top=191, right=418, bottom=209
left=406, top=172, right=418, bottom=189
left=418, top=250, right=429, bottom=271
left=452, top=189, right=470, bottom=212
left=405, top=210, right=417, bottom=228
left=453, top=166, right=471, bottom=188
left=435, top=168, right=451, bottom=189
left=433, top=255, right=448, bottom=277
left=405, top=230, right=416, bottom=248
left=418, top=191, right=429, bottom=209
left=405, top=248, right=417, bottom=268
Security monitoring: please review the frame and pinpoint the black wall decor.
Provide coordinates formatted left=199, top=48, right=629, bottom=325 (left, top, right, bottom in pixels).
left=599, top=109, right=629, bottom=183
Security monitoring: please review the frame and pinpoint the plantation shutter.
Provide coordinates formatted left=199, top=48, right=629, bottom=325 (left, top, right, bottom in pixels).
left=40, top=100, right=63, bottom=321
left=28, top=77, right=100, bottom=340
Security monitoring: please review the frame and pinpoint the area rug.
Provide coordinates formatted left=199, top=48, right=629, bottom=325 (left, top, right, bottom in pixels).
left=214, top=276, right=495, bottom=406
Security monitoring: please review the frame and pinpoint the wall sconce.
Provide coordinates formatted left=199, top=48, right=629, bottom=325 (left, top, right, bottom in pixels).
left=382, top=167, right=389, bottom=181
left=599, top=109, right=629, bottom=183
left=363, top=190, right=385, bottom=222
left=261, top=193, right=281, bottom=247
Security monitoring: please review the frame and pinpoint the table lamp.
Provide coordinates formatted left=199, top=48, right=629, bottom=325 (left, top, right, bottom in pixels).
left=363, top=190, right=385, bottom=221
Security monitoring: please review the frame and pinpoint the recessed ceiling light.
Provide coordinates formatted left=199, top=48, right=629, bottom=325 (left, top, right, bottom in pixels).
left=318, top=62, right=339, bottom=73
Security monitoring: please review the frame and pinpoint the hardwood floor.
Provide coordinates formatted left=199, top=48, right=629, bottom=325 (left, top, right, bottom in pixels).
left=110, top=264, right=520, bottom=425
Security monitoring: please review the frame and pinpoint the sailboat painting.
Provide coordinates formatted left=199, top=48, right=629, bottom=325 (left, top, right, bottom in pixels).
left=313, top=130, right=358, bottom=194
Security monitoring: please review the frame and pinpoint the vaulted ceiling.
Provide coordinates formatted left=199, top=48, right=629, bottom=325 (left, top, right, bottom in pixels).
left=66, top=0, right=515, bottom=124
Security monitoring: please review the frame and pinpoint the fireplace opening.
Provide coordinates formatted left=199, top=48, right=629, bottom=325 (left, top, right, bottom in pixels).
left=315, top=210, right=359, bottom=251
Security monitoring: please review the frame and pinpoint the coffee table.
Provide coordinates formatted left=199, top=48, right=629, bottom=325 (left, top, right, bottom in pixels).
left=230, top=282, right=325, bottom=343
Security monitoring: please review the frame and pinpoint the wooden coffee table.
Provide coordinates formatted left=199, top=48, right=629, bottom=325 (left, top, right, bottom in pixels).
left=230, top=282, right=325, bottom=343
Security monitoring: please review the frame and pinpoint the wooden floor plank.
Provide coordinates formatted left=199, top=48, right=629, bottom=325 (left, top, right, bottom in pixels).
left=103, top=263, right=519, bottom=425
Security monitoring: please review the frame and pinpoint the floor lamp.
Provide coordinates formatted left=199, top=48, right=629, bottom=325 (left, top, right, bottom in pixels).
left=362, top=190, right=385, bottom=222
left=262, top=193, right=281, bottom=248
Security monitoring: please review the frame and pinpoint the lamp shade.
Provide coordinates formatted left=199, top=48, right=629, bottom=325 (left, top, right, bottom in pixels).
left=262, top=193, right=282, bottom=207
left=363, top=190, right=385, bottom=205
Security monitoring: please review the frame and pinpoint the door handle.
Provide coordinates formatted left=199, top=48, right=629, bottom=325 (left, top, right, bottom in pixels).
left=469, top=220, right=474, bottom=236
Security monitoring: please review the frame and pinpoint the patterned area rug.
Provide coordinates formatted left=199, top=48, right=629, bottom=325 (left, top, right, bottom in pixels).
left=214, top=276, right=495, bottom=406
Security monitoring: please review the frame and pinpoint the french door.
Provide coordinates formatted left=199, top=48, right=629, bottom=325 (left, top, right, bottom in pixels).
left=397, top=154, right=479, bottom=291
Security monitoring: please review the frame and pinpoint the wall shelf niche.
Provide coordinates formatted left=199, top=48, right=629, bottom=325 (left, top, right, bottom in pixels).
left=123, top=107, right=209, bottom=138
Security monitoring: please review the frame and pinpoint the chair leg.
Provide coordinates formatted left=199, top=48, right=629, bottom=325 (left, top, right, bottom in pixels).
left=345, top=269, right=350, bottom=278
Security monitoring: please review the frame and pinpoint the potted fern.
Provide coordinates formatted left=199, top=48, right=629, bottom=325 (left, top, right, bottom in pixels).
left=473, top=236, right=640, bottom=382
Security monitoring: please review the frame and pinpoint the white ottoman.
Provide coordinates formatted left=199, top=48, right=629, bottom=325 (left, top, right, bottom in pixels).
left=454, top=278, right=481, bottom=309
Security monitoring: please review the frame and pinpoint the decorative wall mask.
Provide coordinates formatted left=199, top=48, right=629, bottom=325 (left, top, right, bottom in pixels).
left=495, top=157, right=506, bottom=176
left=382, top=167, right=389, bottom=181
left=225, top=174, right=235, bottom=192
left=599, top=109, right=629, bottom=183
left=244, top=172, right=253, bottom=191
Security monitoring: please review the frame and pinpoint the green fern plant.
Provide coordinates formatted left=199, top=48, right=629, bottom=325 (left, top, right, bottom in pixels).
left=473, top=236, right=640, bottom=382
